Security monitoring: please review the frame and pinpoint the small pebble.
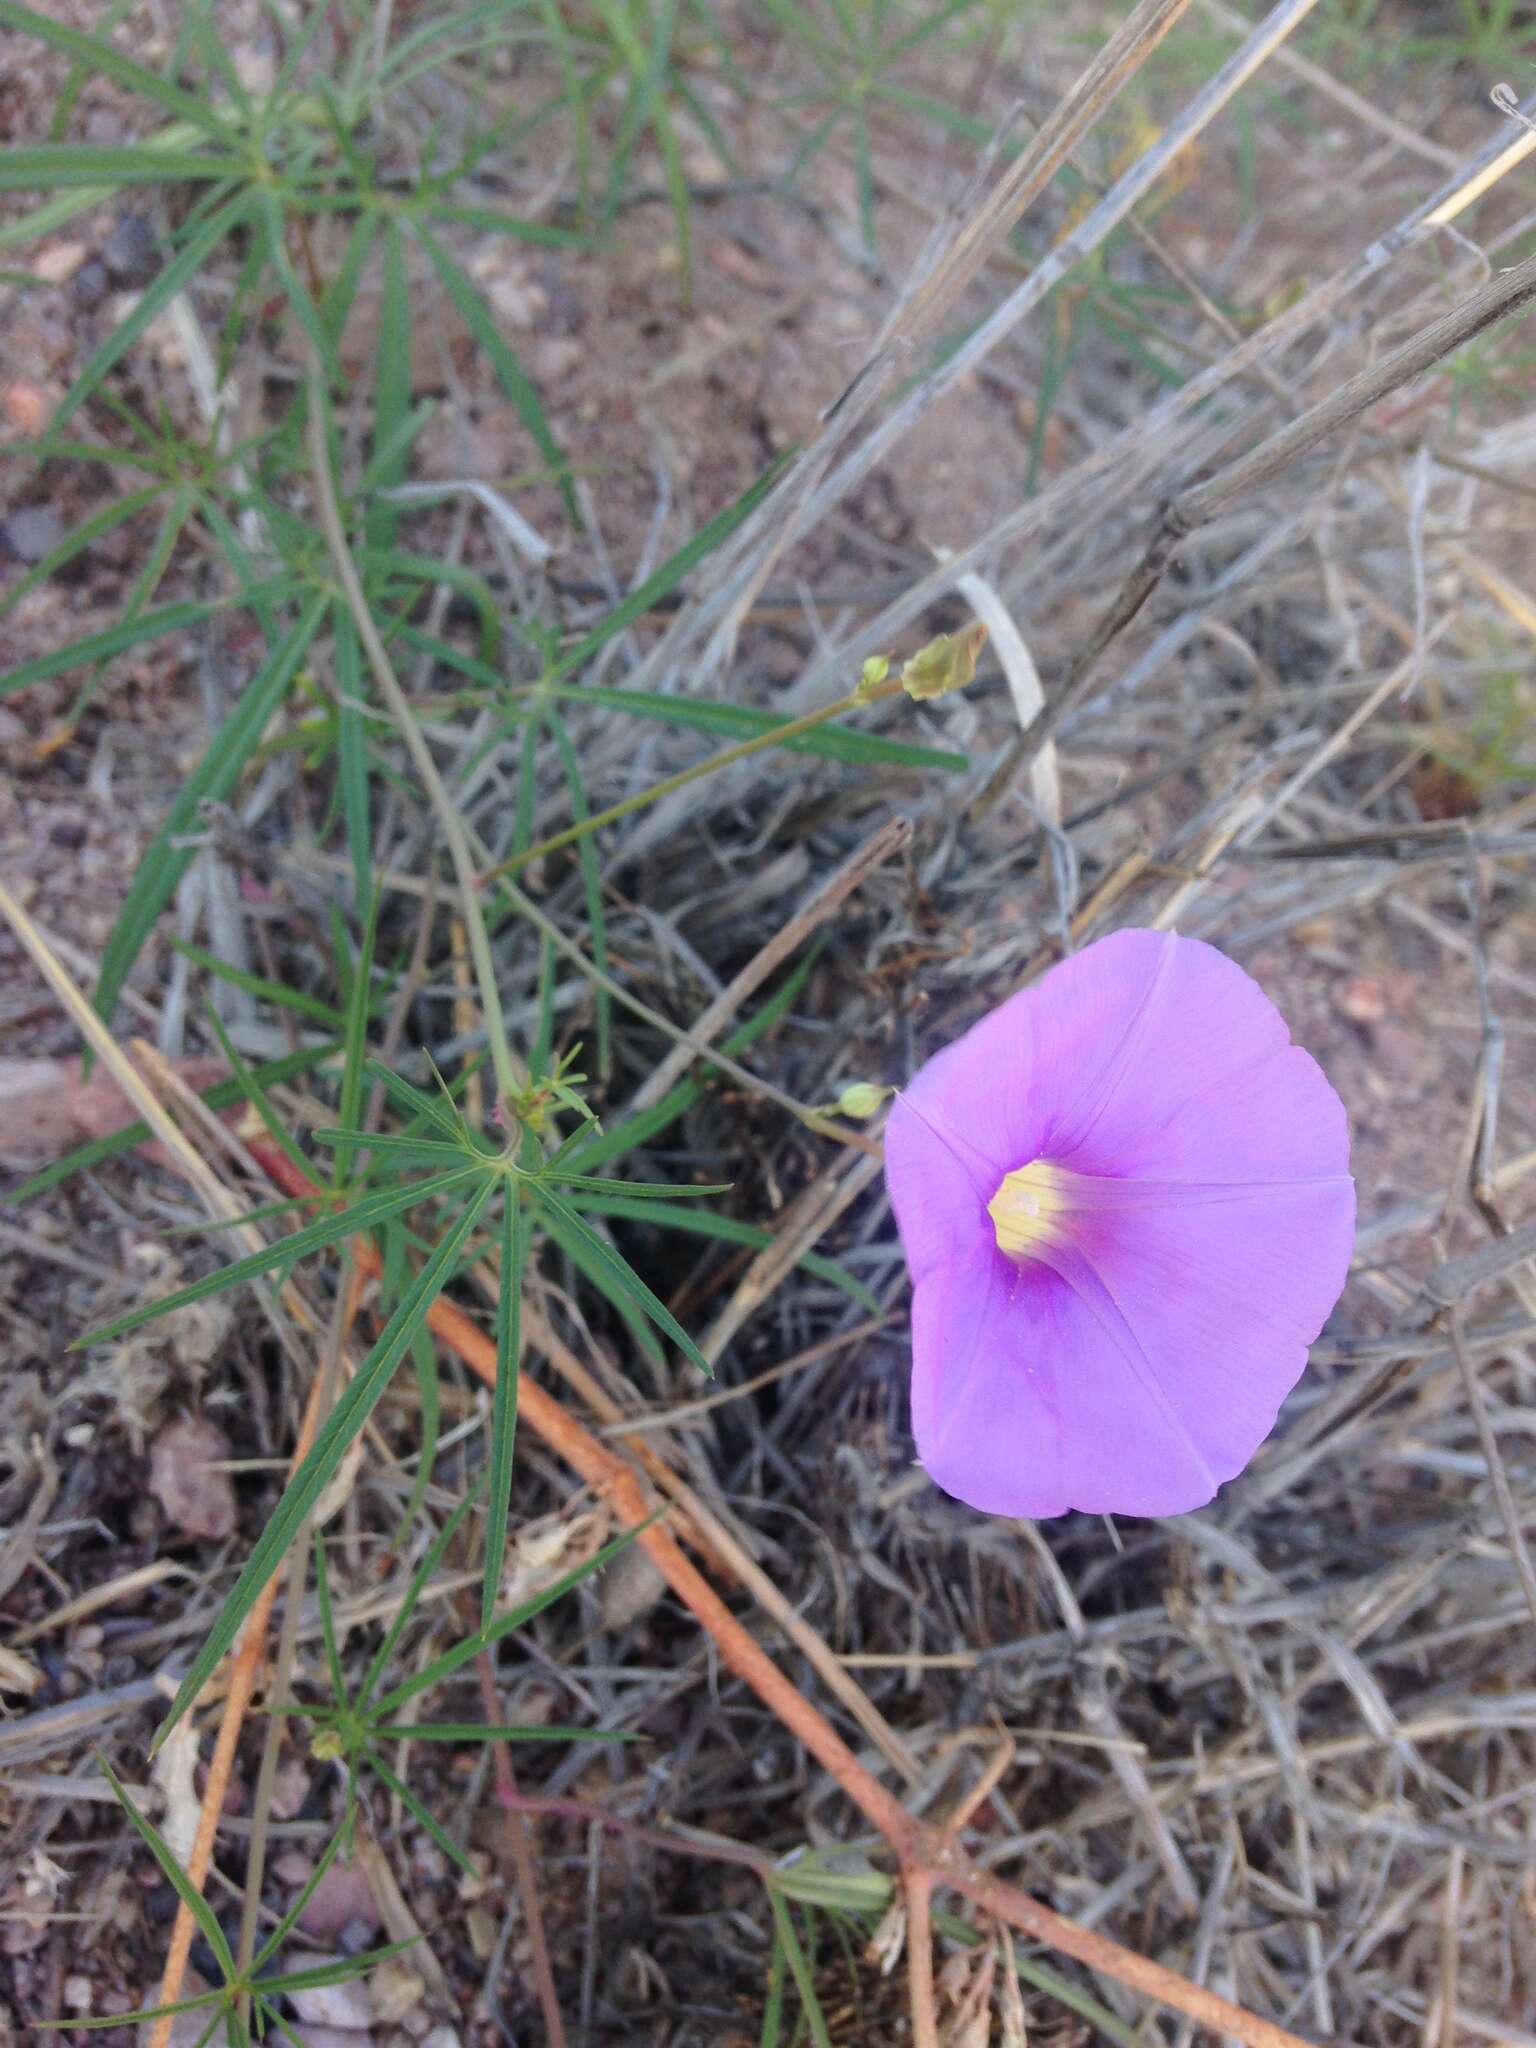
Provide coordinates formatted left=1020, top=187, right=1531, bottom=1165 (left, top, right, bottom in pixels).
left=2, top=504, right=64, bottom=564
left=101, top=214, right=159, bottom=287
left=72, top=258, right=110, bottom=308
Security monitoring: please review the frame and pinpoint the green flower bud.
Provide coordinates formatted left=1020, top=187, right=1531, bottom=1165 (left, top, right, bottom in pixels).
left=834, top=1081, right=891, bottom=1120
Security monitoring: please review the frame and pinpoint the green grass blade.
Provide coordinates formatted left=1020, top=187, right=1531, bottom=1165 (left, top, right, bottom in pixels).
left=2, top=1043, right=334, bottom=1207
left=547, top=709, right=610, bottom=1076
left=394, top=1328, right=440, bottom=1542
left=0, top=483, right=164, bottom=622
left=97, top=1758, right=235, bottom=1978
left=172, top=941, right=344, bottom=1028
left=367, top=220, right=411, bottom=556
left=156, top=1178, right=495, bottom=1747
left=312, top=1532, right=348, bottom=1707
left=544, top=454, right=791, bottom=687
left=538, top=1193, right=666, bottom=1372
left=49, top=191, right=251, bottom=438
left=535, top=1188, right=709, bottom=1375
left=481, top=1191, right=528, bottom=1630
left=0, top=145, right=243, bottom=190
left=414, top=223, right=574, bottom=521
left=333, top=887, right=382, bottom=1185
left=78, top=1166, right=479, bottom=1348
left=413, top=200, right=587, bottom=247
left=95, top=589, right=327, bottom=1027
left=367, top=1722, right=631, bottom=1742
left=334, top=607, right=372, bottom=917
left=359, top=1482, right=484, bottom=1710
left=565, top=679, right=967, bottom=772
left=365, top=1753, right=477, bottom=1876
left=369, top=1521, right=643, bottom=1718
left=566, top=940, right=823, bottom=1172
left=0, top=0, right=236, bottom=138
left=766, top=1892, right=833, bottom=2048
left=250, top=1825, right=349, bottom=1974
left=0, top=582, right=295, bottom=701
left=568, top=1195, right=877, bottom=1311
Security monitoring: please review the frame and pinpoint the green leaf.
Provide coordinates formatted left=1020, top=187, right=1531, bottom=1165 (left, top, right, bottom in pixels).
left=366, top=220, right=411, bottom=555
left=570, top=1195, right=877, bottom=1311
left=333, top=886, right=382, bottom=1186
left=171, top=941, right=344, bottom=1028
left=367, top=1722, right=632, bottom=1742
left=414, top=200, right=587, bottom=247
left=766, top=1891, right=833, bottom=2048
left=365, top=1752, right=477, bottom=1877
left=414, top=224, right=574, bottom=520
left=95, top=589, right=327, bottom=1027
left=0, top=0, right=236, bottom=138
left=0, top=582, right=296, bottom=701
left=395, top=1328, right=440, bottom=1541
left=577, top=678, right=965, bottom=771
left=312, top=1129, right=483, bottom=1164
left=537, top=1193, right=665, bottom=1372
left=0, top=483, right=164, bottom=622
left=369, top=1520, right=645, bottom=1719
left=0, top=144, right=243, bottom=190
left=334, top=607, right=372, bottom=917
left=482, top=1192, right=528, bottom=1629
left=97, top=1757, right=234, bottom=1978
left=2, top=1043, right=334, bottom=1207
left=548, top=709, right=610, bottom=1075
left=535, top=1187, right=709, bottom=1376
left=545, top=455, right=791, bottom=687
left=78, top=1165, right=480, bottom=1348
left=156, top=1179, right=496, bottom=1747
left=359, top=1483, right=484, bottom=1711
left=255, top=1941, right=422, bottom=1995
left=49, top=191, right=251, bottom=437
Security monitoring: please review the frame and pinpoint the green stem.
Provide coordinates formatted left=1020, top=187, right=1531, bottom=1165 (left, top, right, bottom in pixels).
left=477, top=677, right=902, bottom=885
left=306, top=365, right=525, bottom=1112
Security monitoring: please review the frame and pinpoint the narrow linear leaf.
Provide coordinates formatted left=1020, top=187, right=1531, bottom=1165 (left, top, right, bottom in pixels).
left=172, top=941, right=343, bottom=1027
left=482, top=1191, right=528, bottom=1629
left=0, top=145, right=244, bottom=190
left=156, top=1179, right=495, bottom=1746
left=370, top=1520, right=644, bottom=1718
left=2, top=1043, right=334, bottom=1207
left=0, top=582, right=296, bottom=701
left=368, top=1722, right=632, bottom=1742
left=572, top=1195, right=878, bottom=1311
left=360, top=1482, right=484, bottom=1711
left=97, top=1758, right=234, bottom=1977
left=536, top=1187, right=709, bottom=1375
left=0, top=483, right=163, bottom=623
left=79, top=1164, right=479, bottom=1348
left=49, top=190, right=250, bottom=437
left=414, top=223, right=574, bottom=520
left=554, top=680, right=968, bottom=773
left=0, top=0, right=236, bottom=137
left=95, top=589, right=327, bottom=1026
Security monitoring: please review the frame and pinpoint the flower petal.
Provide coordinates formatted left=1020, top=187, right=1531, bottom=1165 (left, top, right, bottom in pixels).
left=889, top=928, right=1356, bottom=1519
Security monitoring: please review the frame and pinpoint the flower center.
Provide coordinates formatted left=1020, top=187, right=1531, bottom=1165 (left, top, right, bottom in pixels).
left=987, top=1160, right=1071, bottom=1260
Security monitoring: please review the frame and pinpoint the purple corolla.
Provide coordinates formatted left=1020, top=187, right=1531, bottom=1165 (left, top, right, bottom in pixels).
left=885, top=929, right=1354, bottom=1519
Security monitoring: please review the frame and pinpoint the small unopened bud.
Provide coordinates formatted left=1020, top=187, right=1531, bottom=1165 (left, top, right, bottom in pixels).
left=899, top=622, right=987, bottom=701
left=834, top=1081, right=891, bottom=1120
left=856, top=653, right=891, bottom=700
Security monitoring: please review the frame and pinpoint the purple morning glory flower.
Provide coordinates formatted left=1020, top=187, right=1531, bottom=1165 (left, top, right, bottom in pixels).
left=885, top=929, right=1354, bottom=1519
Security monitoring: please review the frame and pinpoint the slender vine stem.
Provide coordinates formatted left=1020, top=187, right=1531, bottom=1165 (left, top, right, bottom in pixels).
left=477, top=675, right=905, bottom=885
